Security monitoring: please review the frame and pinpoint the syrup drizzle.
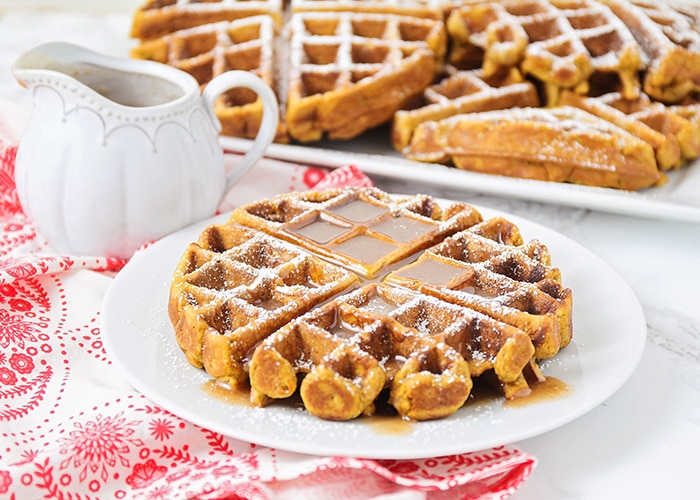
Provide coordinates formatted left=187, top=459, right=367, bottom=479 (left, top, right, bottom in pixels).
left=201, top=376, right=572, bottom=436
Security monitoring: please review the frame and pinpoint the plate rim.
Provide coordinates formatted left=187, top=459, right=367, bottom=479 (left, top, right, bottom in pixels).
left=101, top=200, right=647, bottom=459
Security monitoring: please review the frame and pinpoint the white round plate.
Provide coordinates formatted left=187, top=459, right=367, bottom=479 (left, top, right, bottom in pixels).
left=101, top=204, right=646, bottom=459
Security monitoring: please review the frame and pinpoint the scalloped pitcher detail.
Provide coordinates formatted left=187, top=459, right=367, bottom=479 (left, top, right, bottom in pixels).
left=12, top=42, right=278, bottom=259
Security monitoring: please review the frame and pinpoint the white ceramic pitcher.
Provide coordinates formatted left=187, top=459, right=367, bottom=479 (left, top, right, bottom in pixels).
left=12, top=41, right=278, bottom=259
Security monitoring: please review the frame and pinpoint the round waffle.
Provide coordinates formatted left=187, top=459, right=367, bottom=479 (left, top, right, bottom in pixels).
left=168, top=187, right=574, bottom=421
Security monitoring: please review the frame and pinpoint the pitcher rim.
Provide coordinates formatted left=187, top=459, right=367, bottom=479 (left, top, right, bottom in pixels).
left=11, top=41, right=201, bottom=112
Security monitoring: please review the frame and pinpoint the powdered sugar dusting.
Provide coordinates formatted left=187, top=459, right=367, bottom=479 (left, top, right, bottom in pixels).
left=171, top=189, right=573, bottom=424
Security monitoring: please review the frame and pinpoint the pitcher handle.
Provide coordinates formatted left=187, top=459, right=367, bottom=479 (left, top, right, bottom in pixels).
left=202, top=71, right=279, bottom=191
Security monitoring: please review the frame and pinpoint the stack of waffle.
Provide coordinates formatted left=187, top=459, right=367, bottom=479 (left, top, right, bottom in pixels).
left=131, top=0, right=447, bottom=143
left=131, top=0, right=700, bottom=190
left=169, top=187, right=573, bottom=421
left=411, top=0, right=700, bottom=189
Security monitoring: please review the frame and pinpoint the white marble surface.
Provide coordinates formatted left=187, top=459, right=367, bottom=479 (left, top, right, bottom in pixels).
left=1, top=6, right=699, bottom=499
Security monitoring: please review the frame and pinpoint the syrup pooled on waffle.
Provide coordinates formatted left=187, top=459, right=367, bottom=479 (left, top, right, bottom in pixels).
left=169, top=188, right=574, bottom=421
left=229, top=187, right=481, bottom=277
left=391, top=65, right=540, bottom=150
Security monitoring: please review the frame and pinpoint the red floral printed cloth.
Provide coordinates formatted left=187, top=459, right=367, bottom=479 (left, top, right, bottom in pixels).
left=0, top=129, right=536, bottom=499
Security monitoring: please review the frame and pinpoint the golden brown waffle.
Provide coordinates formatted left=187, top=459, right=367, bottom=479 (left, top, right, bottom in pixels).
left=285, top=11, right=447, bottom=142
left=131, top=16, right=288, bottom=142
left=169, top=187, right=575, bottom=420
left=404, top=106, right=665, bottom=190
left=340, top=284, right=536, bottom=397
left=129, top=0, right=700, bottom=192
left=598, top=93, right=700, bottom=164
left=561, top=90, right=700, bottom=169
left=559, top=90, right=682, bottom=170
left=600, top=0, right=700, bottom=103
left=447, top=0, right=644, bottom=105
left=391, top=66, right=540, bottom=150
left=230, top=187, right=482, bottom=278
left=385, top=217, right=573, bottom=356
left=249, top=286, right=474, bottom=420
left=668, top=103, right=700, bottom=160
left=290, top=0, right=443, bottom=18
left=168, top=222, right=358, bottom=386
left=131, top=0, right=283, bottom=41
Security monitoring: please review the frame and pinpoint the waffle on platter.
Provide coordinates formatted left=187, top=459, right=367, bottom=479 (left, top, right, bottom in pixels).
left=131, top=16, right=288, bottom=141
left=169, top=187, right=574, bottom=421
left=130, top=0, right=700, bottom=191
left=290, top=0, right=444, bottom=18
left=600, top=0, right=700, bottom=103
left=131, top=0, right=284, bottom=41
left=446, top=0, right=645, bottom=104
left=392, top=65, right=540, bottom=149
left=403, top=105, right=664, bottom=190
left=285, top=11, right=447, bottom=141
